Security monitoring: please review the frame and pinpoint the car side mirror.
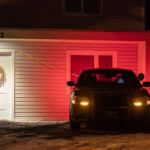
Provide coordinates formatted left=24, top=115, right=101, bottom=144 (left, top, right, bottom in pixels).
left=143, top=82, right=150, bottom=87
left=138, top=73, right=144, bottom=81
left=67, top=81, right=75, bottom=86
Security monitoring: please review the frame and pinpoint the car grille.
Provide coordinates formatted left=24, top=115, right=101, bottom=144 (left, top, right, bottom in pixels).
left=93, top=94, right=129, bottom=121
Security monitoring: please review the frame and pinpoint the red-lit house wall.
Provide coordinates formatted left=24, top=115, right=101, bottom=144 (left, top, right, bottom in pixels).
left=63, top=31, right=150, bottom=81
left=0, top=31, right=150, bottom=121
left=94, top=32, right=150, bottom=81
left=52, top=31, right=150, bottom=80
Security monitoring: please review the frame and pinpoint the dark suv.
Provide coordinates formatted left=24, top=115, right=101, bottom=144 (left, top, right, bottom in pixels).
left=67, top=69, right=150, bottom=129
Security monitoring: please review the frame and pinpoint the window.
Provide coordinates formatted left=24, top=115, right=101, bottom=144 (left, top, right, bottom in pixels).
left=64, top=0, right=102, bottom=15
left=66, top=50, right=117, bottom=93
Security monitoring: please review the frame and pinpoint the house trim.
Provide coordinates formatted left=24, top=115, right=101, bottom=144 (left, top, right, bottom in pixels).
left=138, top=42, right=146, bottom=77
left=0, top=38, right=145, bottom=44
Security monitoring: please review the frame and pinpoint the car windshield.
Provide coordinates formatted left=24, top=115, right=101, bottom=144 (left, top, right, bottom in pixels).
left=77, top=70, right=141, bottom=88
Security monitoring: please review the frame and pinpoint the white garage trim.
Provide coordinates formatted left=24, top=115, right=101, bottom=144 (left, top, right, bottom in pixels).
left=0, top=49, right=14, bottom=120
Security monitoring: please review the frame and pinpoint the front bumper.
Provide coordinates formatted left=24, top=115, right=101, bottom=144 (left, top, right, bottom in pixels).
left=70, top=105, right=150, bottom=127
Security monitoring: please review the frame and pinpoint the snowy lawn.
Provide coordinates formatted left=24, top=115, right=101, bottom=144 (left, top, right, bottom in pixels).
left=0, top=121, right=150, bottom=150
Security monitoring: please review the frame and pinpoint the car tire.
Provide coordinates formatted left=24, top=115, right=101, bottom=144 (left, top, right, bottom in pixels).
left=70, top=120, right=80, bottom=129
left=147, top=110, right=150, bottom=129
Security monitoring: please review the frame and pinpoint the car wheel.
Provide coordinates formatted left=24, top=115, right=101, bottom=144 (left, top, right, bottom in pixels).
left=147, top=111, right=150, bottom=128
left=70, top=120, right=80, bottom=129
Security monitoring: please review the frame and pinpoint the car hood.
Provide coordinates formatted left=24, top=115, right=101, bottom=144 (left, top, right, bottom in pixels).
left=74, top=86, right=149, bottom=98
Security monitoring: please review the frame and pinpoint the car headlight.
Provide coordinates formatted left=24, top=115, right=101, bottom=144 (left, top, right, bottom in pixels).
left=71, top=96, right=90, bottom=106
left=133, top=101, right=143, bottom=107
left=71, top=96, right=79, bottom=104
left=80, top=97, right=90, bottom=106
left=133, top=96, right=150, bottom=107
left=147, top=100, right=150, bottom=105
left=72, top=99, right=76, bottom=104
left=80, top=101, right=89, bottom=106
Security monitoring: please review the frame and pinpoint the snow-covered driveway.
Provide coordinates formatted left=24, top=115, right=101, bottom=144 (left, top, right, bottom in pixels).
left=0, top=121, right=150, bottom=150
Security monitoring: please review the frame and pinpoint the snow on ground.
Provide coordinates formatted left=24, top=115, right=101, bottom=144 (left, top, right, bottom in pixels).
left=1, top=121, right=150, bottom=150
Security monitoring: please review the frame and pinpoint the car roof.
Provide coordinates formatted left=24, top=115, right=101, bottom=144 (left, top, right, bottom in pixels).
left=82, top=68, right=134, bottom=73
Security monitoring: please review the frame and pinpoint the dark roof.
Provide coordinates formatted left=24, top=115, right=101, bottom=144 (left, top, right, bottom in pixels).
left=83, top=68, right=133, bottom=73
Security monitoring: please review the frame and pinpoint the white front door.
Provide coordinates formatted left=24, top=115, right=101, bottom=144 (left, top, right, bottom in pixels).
left=0, top=56, right=13, bottom=120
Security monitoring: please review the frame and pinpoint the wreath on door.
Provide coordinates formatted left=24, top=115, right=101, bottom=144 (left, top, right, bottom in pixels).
left=0, top=66, right=6, bottom=87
